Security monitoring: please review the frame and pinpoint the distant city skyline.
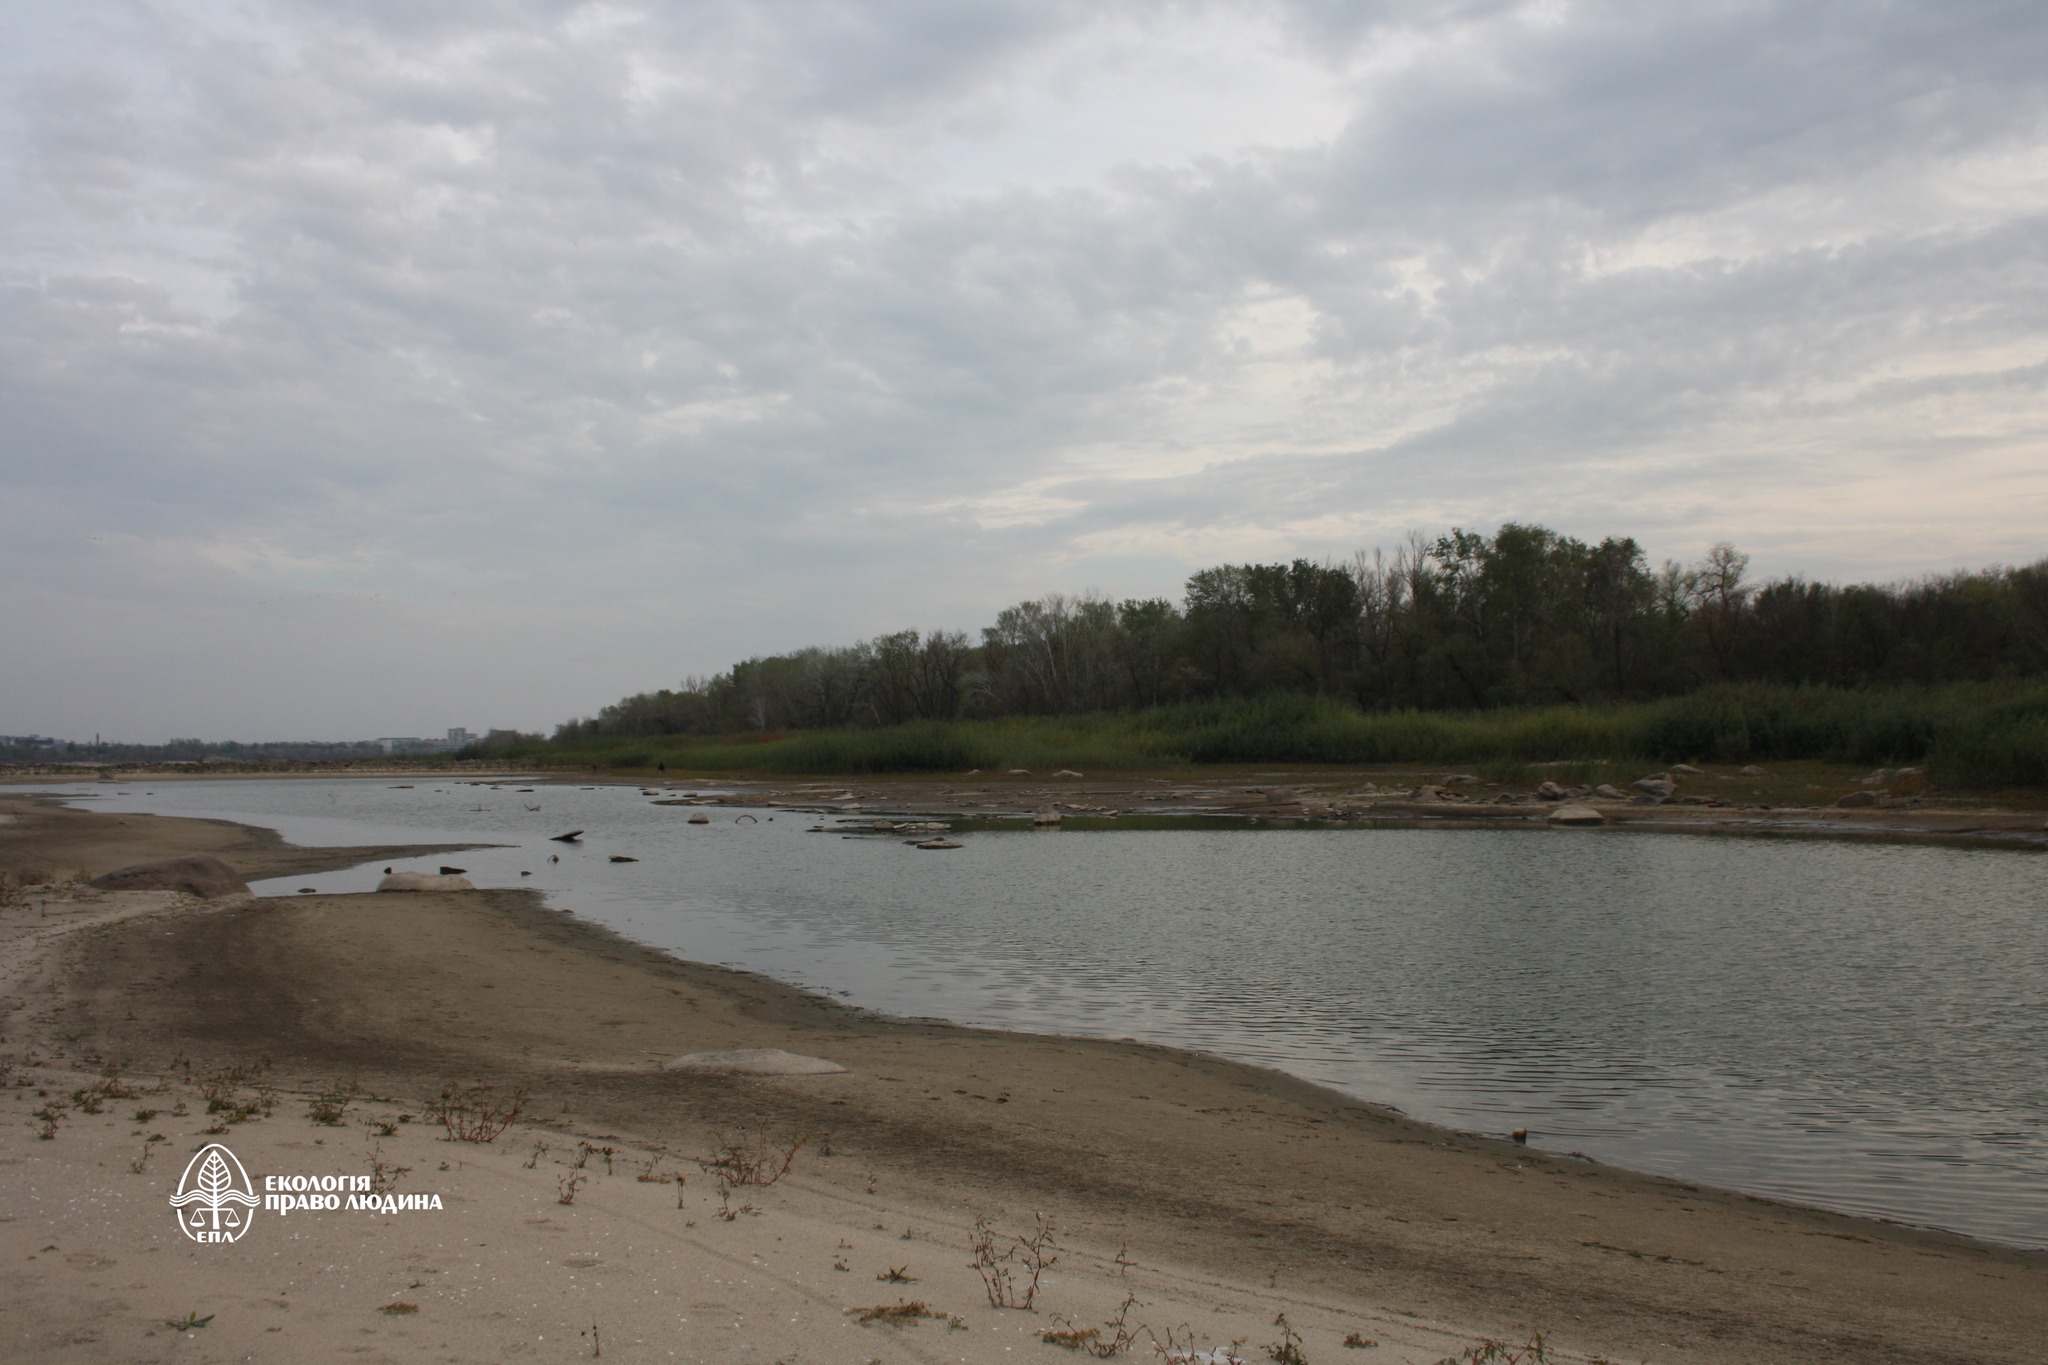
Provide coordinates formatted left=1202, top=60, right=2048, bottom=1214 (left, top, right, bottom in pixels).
left=6, top=2, right=2046, bottom=743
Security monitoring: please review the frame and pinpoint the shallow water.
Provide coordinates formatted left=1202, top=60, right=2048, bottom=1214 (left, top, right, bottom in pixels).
left=18, top=777, right=2048, bottom=1248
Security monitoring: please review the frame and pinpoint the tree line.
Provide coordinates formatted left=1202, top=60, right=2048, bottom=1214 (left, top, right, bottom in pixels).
left=553, top=525, right=2048, bottom=740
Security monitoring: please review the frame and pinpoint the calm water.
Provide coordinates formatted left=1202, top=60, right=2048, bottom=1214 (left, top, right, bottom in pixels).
left=18, top=777, right=2047, bottom=1248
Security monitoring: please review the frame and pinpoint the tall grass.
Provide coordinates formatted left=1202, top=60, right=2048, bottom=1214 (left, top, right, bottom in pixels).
left=501, top=680, right=2048, bottom=788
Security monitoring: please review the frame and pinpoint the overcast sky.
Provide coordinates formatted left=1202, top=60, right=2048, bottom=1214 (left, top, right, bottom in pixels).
left=5, top=1, right=2046, bottom=742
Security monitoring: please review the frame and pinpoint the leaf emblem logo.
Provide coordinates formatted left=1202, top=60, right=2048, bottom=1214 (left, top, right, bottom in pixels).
left=169, top=1143, right=258, bottom=1243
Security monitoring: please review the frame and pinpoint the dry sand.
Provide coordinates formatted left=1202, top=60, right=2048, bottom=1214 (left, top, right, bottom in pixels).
left=1, top=792, right=2042, bottom=1364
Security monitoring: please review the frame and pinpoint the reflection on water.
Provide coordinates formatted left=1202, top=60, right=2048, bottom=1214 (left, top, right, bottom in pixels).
left=20, top=777, right=2047, bottom=1248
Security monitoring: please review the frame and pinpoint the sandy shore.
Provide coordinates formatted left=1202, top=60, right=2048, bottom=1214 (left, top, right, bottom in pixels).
left=1, top=794, right=2042, bottom=1364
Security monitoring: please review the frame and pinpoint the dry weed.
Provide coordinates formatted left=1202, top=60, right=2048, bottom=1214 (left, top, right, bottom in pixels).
left=429, top=1081, right=526, bottom=1142
left=698, top=1125, right=815, bottom=1189
left=1435, top=1336, right=1549, bottom=1365
left=968, top=1211, right=1058, bottom=1310
left=1265, top=1314, right=1307, bottom=1365
left=366, top=1142, right=411, bottom=1195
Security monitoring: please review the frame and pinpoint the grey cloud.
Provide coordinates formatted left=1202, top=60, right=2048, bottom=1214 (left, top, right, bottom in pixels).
left=3, top=1, right=2044, bottom=738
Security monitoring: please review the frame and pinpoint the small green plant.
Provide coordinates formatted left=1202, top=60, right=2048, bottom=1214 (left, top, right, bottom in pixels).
left=167, top=1312, right=215, bottom=1331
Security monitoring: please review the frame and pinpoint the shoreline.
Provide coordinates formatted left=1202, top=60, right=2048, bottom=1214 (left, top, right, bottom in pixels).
left=10, top=762, right=2048, bottom=853
left=3, top=795, right=2044, bottom=1363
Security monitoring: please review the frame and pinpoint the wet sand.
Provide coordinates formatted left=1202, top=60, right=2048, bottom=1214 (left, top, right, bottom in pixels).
left=2, top=793, right=2042, bottom=1363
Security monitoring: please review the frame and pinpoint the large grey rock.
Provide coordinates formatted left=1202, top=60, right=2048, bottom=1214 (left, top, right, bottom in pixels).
left=90, top=854, right=248, bottom=899
left=1836, top=790, right=1882, bottom=808
left=1593, top=784, right=1627, bottom=800
left=376, top=872, right=476, bottom=892
left=1631, top=777, right=1677, bottom=799
left=1547, top=805, right=1605, bottom=826
left=661, top=1048, right=847, bottom=1076
left=1033, top=807, right=1062, bottom=826
left=1535, top=780, right=1566, bottom=801
left=1670, top=763, right=1704, bottom=776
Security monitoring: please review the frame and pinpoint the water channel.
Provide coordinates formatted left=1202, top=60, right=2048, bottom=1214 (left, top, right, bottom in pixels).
left=17, top=776, right=2046, bottom=1248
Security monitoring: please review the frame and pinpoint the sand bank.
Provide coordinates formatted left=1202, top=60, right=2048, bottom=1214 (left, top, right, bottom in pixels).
left=1, top=795, right=2040, bottom=1364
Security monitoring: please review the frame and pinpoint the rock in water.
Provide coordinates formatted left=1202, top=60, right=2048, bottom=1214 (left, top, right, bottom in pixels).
left=687, top=812, right=710, bottom=824
left=1032, top=807, right=1062, bottom=826
left=89, top=854, right=249, bottom=899
left=661, top=1049, right=848, bottom=1076
left=439, top=865, right=466, bottom=875
left=1547, top=805, right=1606, bottom=827
left=377, top=872, right=476, bottom=892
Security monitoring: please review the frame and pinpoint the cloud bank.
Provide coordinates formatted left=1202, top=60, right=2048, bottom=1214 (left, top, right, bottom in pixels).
left=4, top=1, right=2045, bottom=739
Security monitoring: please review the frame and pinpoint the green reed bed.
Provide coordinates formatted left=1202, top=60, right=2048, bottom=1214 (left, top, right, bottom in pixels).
left=499, top=680, right=2048, bottom=789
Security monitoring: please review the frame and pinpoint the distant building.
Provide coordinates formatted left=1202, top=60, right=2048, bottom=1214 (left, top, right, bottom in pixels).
left=446, top=727, right=475, bottom=747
